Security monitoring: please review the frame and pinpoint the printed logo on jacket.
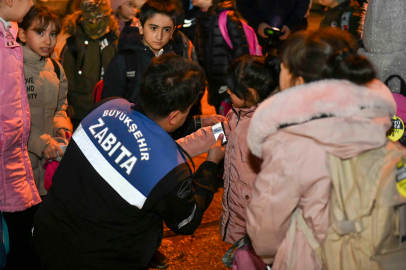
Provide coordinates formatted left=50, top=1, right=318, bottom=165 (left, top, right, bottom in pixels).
left=72, top=99, right=185, bottom=209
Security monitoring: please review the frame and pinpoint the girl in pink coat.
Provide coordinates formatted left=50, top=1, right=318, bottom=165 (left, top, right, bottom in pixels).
left=246, top=28, right=396, bottom=270
left=178, top=54, right=280, bottom=244
left=0, top=0, right=42, bottom=268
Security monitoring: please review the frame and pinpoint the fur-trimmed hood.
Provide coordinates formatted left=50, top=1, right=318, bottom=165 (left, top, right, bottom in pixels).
left=247, top=79, right=396, bottom=158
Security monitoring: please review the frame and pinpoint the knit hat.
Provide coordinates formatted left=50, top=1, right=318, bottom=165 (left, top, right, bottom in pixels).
left=358, top=0, right=406, bottom=93
left=110, top=0, right=130, bottom=13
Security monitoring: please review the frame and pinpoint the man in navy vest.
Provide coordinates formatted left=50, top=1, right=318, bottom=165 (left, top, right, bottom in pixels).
left=33, top=54, right=225, bottom=270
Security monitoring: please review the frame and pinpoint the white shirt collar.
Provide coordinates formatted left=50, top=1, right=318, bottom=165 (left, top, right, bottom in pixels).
left=0, top=17, right=12, bottom=31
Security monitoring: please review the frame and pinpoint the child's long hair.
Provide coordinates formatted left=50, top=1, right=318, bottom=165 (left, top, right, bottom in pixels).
left=227, top=54, right=280, bottom=105
left=280, top=27, right=376, bottom=85
left=18, top=6, right=61, bottom=35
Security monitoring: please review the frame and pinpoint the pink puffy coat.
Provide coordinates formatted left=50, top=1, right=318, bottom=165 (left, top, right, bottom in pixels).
left=177, top=106, right=260, bottom=244
left=246, top=79, right=396, bottom=269
left=0, top=21, right=41, bottom=212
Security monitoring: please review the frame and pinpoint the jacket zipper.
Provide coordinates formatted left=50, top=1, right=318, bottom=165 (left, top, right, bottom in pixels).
left=222, top=109, right=241, bottom=241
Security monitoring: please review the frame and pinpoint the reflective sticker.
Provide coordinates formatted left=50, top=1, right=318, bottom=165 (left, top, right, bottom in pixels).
left=396, top=160, right=406, bottom=198
left=388, top=115, right=405, bottom=142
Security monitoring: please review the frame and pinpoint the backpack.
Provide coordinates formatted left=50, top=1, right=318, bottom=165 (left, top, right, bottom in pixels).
left=50, top=58, right=61, bottom=80
left=222, top=236, right=267, bottom=270
left=288, top=142, right=406, bottom=270
left=218, top=10, right=262, bottom=56
left=92, top=49, right=139, bottom=104
left=93, top=80, right=104, bottom=103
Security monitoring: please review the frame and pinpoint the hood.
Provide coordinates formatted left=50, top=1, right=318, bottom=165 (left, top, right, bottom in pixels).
left=117, top=26, right=173, bottom=53
left=359, top=0, right=406, bottom=93
left=247, top=79, right=396, bottom=159
left=63, top=10, right=119, bottom=38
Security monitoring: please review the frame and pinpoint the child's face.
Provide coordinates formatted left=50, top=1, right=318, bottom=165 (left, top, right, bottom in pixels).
left=139, top=13, right=174, bottom=55
left=18, top=19, right=58, bottom=57
left=192, top=0, right=212, bottom=11
left=227, top=89, right=255, bottom=108
left=118, top=0, right=137, bottom=21
left=6, top=0, right=33, bottom=22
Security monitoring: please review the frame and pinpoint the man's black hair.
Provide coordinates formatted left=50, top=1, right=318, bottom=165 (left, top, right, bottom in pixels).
left=140, top=0, right=181, bottom=27
left=140, top=54, right=206, bottom=120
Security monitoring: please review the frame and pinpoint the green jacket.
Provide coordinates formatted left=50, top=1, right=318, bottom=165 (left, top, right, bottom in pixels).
left=320, top=0, right=363, bottom=41
left=61, top=12, right=118, bottom=121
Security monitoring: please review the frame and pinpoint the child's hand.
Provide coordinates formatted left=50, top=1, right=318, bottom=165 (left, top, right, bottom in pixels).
left=207, top=134, right=226, bottom=164
left=56, top=129, right=72, bottom=140
left=43, top=139, right=63, bottom=160
left=67, top=105, right=75, bottom=118
left=56, top=129, right=66, bottom=139
left=201, top=115, right=227, bottom=127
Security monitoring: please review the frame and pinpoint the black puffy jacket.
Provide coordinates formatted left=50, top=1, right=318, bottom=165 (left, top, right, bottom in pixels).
left=194, top=1, right=249, bottom=107
left=102, top=27, right=173, bottom=103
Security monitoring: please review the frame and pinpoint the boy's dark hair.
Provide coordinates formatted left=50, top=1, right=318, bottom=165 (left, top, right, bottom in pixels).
left=140, top=54, right=206, bottom=120
left=18, top=6, right=62, bottom=35
left=280, top=27, right=376, bottom=85
left=140, top=0, right=181, bottom=27
left=227, top=54, right=280, bottom=104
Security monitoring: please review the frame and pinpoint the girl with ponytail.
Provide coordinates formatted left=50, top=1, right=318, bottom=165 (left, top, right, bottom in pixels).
left=245, top=27, right=397, bottom=270
left=177, top=53, right=280, bottom=247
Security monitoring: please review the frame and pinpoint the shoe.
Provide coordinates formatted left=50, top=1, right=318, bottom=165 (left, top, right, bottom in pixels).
left=147, top=250, right=169, bottom=269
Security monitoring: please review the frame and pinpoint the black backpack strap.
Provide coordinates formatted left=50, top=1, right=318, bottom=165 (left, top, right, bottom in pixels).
left=121, top=50, right=138, bottom=100
left=66, top=36, right=78, bottom=62
left=384, top=75, right=406, bottom=97
left=50, top=58, right=61, bottom=80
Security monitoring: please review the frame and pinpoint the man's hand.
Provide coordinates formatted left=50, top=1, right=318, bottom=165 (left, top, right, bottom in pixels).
left=67, top=105, right=75, bottom=118
left=279, top=25, right=291, bottom=40
left=258, top=22, right=272, bottom=38
left=201, top=115, right=227, bottom=127
left=207, top=134, right=226, bottom=164
left=43, top=139, right=63, bottom=160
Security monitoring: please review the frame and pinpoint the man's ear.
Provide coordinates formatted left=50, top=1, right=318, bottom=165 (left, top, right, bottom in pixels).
left=18, top=28, right=27, bottom=43
left=138, top=24, right=144, bottom=35
left=169, top=110, right=181, bottom=125
left=6, top=0, right=14, bottom=8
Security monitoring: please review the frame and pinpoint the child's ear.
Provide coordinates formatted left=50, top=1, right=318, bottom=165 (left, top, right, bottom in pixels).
left=138, top=24, right=144, bottom=35
left=6, top=0, right=14, bottom=8
left=248, top=88, right=259, bottom=102
left=18, top=28, right=27, bottom=43
left=293, top=76, right=305, bottom=87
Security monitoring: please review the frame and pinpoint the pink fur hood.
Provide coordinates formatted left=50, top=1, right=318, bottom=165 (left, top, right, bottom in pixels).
left=247, top=79, right=396, bottom=158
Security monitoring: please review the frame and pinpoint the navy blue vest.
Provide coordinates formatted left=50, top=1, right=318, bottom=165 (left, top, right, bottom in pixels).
left=72, top=99, right=186, bottom=208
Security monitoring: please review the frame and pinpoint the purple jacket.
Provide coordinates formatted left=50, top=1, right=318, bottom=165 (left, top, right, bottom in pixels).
left=0, top=21, right=41, bottom=212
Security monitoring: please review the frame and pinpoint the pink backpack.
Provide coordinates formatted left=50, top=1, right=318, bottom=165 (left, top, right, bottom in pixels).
left=218, top=10, right=262, bottom=56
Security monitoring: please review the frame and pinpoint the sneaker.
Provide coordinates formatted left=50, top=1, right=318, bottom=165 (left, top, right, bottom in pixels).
left=147, top=250, right=169, bottom=269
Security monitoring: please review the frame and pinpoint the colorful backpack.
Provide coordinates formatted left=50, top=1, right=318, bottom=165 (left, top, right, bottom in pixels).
left=218, top=10, right=262, bottom=56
